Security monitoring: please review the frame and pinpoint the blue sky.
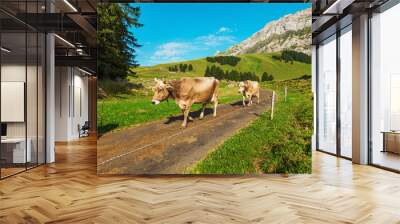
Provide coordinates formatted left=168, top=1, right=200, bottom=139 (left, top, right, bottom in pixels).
left=130, top=3, right=310, bottom=66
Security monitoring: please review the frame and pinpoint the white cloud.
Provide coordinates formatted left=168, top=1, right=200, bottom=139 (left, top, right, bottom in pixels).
left=217, top=26, right=232, bottom=33
left=153, top=42, right=191, bottom=58
left=196, top=34, right=236, bottom=47
left=146, top=29, right=237, bottom=65
left=146, top=56, right=185, bottom=66
left=146, top=42, right=193, bottom=65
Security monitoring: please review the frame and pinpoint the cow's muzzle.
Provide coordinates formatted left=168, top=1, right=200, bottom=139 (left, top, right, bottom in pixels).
left=152, top=100, right=160, bottom=105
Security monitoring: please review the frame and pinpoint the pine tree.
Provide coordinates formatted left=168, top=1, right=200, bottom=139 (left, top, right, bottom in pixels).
left=98, top=3, right=142, bottom=80
left=205, top=66, right=210, bottom=77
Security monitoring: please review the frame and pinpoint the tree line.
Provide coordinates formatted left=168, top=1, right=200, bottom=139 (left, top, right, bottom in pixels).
left=204, top=65, right=274, bottom=82
left=206, top=56, right=241, bottom=66
left=168, top=63, right=193, bottom=72
left=272, top=50, right=311, bottom=64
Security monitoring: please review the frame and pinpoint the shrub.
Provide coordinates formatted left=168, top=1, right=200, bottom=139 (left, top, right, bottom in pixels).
left=98, top=79, right=133, bottom=97
left=206, top=56, right=241, bottom=66
left=168, top=63, right=193, bottom=72
left=271, top=50, right=311, bottom=64
left=261, top=72, right=274, bottom=81
left=204, top=65, right=259, bottom=82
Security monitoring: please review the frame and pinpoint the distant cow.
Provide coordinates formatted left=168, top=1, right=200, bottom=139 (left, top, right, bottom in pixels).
left=238, top=80, right=260, bottom=106
left=152, top=77, right=219, bottom=127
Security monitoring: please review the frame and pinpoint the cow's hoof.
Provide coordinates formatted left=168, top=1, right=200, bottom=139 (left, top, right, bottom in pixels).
left=199, top=116, right=204, bottom=120
left=188, top=116, right=194, bottom=121
left=181, top=124, right=187, bottom=128
left=213, top=114, right=217, bottom=117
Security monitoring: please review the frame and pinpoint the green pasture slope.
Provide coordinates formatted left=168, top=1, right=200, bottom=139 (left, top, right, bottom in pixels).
left=134, top=53, right=310, bottom=80
left=188, top=78, right=313, bottom=174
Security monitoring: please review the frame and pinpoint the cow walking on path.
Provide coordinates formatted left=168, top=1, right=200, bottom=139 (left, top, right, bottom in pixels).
left=152, top=77, right=219, bottom=127
left=238, top=80, right=260, bottom=106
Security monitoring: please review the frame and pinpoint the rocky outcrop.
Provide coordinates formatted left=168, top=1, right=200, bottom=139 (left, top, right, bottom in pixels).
left=223, top=8, right=311, bottom=56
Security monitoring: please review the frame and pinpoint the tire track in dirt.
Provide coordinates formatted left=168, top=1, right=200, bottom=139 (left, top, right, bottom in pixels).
left=97, top=90, right=272, bottom=174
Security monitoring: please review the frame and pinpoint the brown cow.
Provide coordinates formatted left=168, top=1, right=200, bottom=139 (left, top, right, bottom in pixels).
left=152, top=77, right=219, bottom=127
left=238, top=80, right=260, bottom=106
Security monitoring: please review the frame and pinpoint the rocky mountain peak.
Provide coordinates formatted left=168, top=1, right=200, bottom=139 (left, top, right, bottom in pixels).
left=222, top=8, right=311, bottom=56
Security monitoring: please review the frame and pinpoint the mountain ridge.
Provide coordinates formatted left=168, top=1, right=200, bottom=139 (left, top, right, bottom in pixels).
left=222, top=8, right=311, bottom=56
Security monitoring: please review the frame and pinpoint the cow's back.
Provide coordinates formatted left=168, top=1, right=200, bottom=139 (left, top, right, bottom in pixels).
left=178, top=77, right=218, bottom=103
left=245, top=80, right=260, bottom=95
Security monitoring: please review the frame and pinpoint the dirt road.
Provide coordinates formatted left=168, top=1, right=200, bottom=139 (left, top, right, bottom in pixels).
left=97, top=90, right=271, bottom=174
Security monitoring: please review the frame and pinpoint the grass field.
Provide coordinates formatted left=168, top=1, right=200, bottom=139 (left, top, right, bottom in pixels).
left=97, top=81, right=242, bottom=135
left=187, top=78, right=312, bottom=174
left=134, top=53, right=311, bottom=81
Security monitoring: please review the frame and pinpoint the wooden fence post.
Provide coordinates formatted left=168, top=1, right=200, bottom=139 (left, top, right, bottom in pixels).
left=271, top=91, right=275, bottom=120
left=284, top=86, right=287, bottom=102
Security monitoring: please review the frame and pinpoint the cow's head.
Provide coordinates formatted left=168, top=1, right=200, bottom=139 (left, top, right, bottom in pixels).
left=152, top=78, right=172, bottom=105
left=238, top=81, right=251, bottom=98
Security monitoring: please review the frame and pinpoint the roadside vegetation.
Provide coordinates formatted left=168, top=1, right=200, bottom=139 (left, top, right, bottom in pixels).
left=188, top=78, right=312, bottom=174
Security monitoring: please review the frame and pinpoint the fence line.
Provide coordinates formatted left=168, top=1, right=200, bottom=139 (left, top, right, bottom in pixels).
left=284, top=86, right=287, bottom=102
left=271, top=91, right=275, bottom=120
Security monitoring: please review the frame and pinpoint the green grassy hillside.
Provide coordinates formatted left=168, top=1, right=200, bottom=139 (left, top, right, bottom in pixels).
left=133, top=53, right=311, bottom=81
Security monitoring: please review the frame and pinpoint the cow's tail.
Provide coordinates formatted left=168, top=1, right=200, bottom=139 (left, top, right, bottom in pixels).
left=211, top=79, right=219, bottom=102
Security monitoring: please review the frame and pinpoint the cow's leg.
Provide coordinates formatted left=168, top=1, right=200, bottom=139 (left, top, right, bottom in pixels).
left=200, top=104, right=206, bottom=120
left=242, top=96, right=246, bottom=106
left=182, top=109, right=190, bottom=127
left=250, top=96, right=253, bottom=106
left=213, top=100, right=218, bottom=117
left=257, top=91, right=260, bottom=104
left=188, top=113, right=194, bottom=121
